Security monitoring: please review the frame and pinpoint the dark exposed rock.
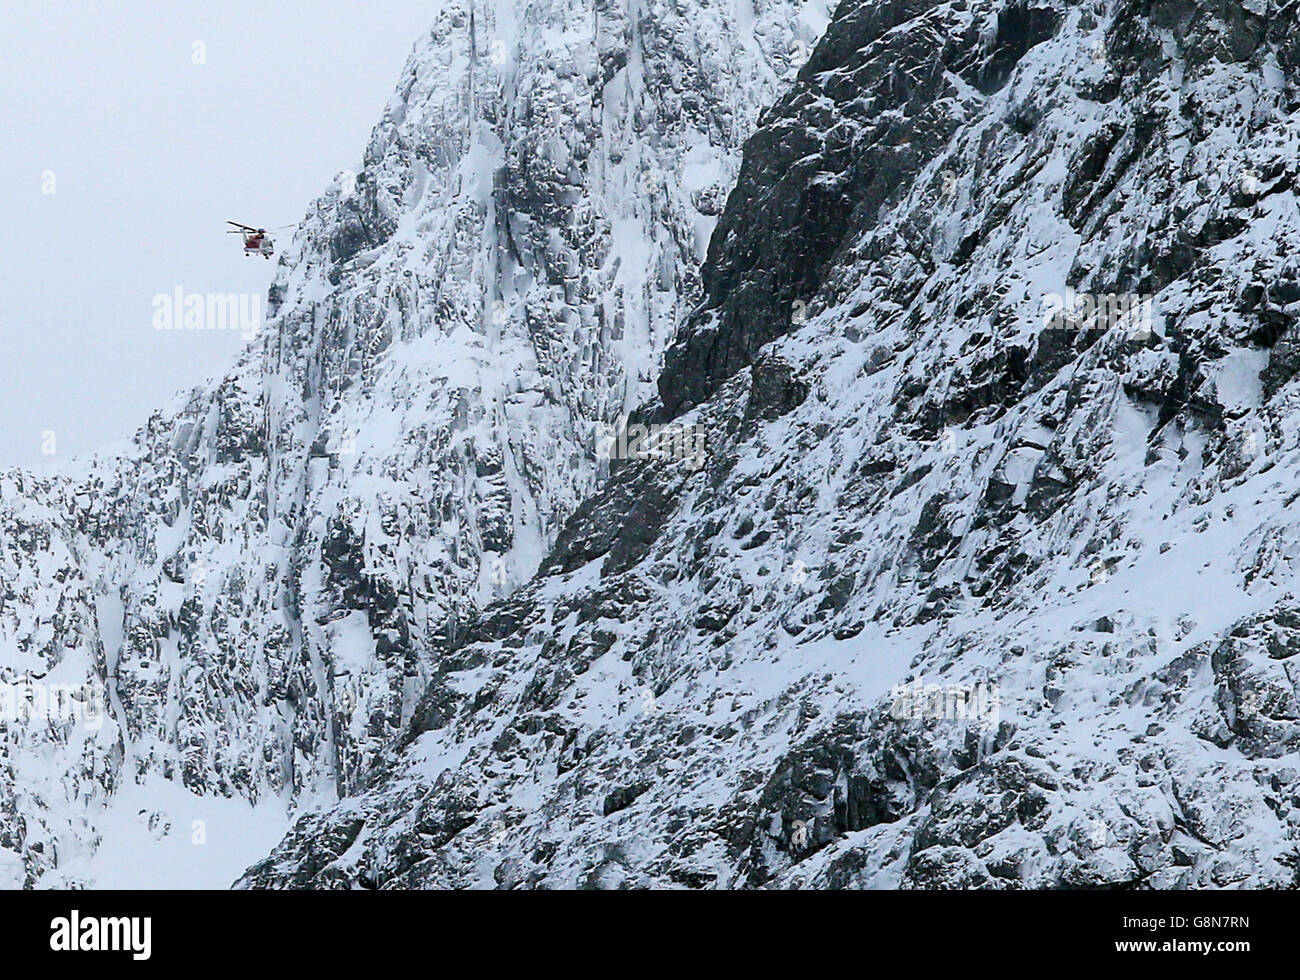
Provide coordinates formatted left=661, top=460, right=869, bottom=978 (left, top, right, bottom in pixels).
left=14, top=0, right=1300, bottom=893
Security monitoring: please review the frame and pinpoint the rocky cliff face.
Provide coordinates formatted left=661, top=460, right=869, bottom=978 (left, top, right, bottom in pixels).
left=0, top=0, right=828, bottom=886
left=240, top=0, right=1300, bottom=889
left=7, top=0, right=1300, bottom=890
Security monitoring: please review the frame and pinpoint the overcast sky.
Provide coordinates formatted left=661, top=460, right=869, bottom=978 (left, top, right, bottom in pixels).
left=0, top=1, right=439, bottom=468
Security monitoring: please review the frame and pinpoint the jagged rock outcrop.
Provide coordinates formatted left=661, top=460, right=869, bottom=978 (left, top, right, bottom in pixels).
left=0, top=0, right=828, bottom=885
left=5, top=0, right=1300, bottom=890
left=240, top=0, right=1300, bottom=889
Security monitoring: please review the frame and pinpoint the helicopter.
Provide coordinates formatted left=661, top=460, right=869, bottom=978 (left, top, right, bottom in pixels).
left=227, top=221, right=275, bottom=259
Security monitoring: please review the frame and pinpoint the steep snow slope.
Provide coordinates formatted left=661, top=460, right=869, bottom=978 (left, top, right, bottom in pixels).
left=0, top=472, right=121, bottom=887
left=240, top=0, right=1300, bottom=888
left=0, top=0, right=829, bottom=886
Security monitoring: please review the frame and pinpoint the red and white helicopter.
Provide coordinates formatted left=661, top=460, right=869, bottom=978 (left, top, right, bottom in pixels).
left=227, top=221, right=276, bottom=259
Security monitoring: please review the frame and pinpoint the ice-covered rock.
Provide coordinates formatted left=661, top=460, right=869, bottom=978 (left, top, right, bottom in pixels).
left=7, top=0, right=1300, bottom=890
left=0, top=0, right=829, bottom=886
left=240, top=0, right=1300, bottom=889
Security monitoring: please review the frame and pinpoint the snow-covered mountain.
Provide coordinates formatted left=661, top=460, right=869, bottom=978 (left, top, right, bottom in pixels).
left=0, top=0, right=829, bottom=886
left=8, top=0, right=1300, bottom=889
